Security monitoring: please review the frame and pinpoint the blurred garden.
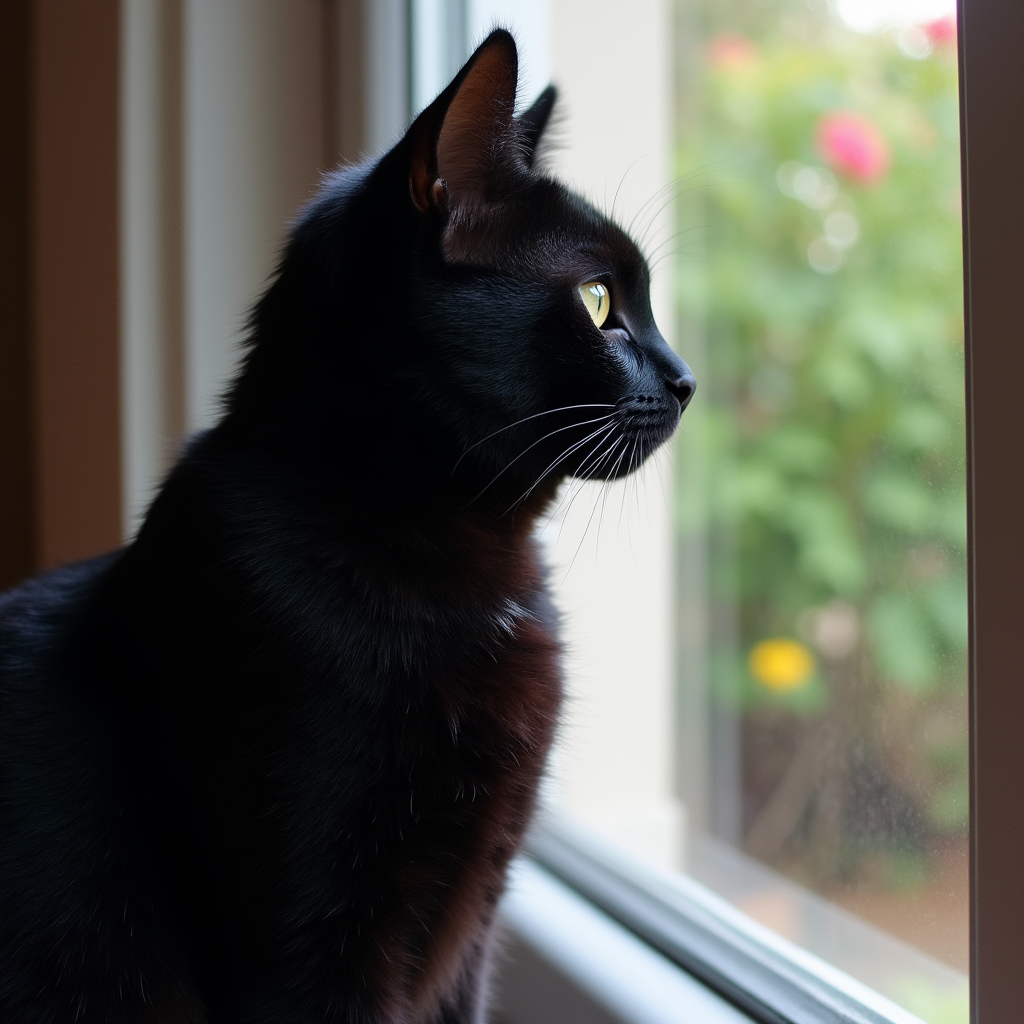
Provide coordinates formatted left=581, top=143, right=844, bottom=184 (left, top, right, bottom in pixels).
left=673, top=0, right=967, bottom=1000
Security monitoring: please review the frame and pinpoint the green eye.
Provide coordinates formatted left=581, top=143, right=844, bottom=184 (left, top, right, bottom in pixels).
left=579, top=281, right=611, bottom=328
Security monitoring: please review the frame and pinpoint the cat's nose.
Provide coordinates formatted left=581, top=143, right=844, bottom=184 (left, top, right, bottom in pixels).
left=666, top=369, right=696, bottom=412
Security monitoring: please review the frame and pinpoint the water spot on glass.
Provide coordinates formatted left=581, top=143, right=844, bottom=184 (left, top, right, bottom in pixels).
left=824, top=210, right=860, bottom=248
left=808, top=238, right=844, bottom=273
left=897, top=25, right=932, bottom=60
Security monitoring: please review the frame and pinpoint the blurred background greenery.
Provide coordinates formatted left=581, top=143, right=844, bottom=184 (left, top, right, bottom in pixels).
left=673, top=0, right=967, bottom=994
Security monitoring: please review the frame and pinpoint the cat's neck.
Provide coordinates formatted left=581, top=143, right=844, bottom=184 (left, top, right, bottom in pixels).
left=212, top=409, right=563, bottom=547
left=159, top=419, right=560, bottom=585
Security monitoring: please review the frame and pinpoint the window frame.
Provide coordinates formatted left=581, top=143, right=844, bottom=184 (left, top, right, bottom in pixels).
left=958, top=0, right=1024, bottom=1019
left=519, top=820, right=923, bottom=1024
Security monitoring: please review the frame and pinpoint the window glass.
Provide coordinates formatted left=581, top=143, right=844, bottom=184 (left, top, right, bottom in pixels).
left=672, top=0, right=968, bottom=1018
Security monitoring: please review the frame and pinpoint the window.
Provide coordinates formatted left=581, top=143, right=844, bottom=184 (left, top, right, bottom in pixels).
left=9, top=1, right=1018, bottom=1020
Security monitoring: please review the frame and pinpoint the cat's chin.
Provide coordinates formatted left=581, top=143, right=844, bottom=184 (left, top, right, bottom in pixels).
left=566, top=431, right=676, bottom=483
left=575, top=402, right=682, bottom=482
left=578, top=443, right=667, bottom=482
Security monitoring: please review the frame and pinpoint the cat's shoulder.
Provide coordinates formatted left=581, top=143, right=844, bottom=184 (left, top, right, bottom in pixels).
left=0, top=553, right=121, bottom=673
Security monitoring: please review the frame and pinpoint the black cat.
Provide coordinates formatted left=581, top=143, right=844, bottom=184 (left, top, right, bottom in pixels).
left=0, top=31, right=694, bottom=1024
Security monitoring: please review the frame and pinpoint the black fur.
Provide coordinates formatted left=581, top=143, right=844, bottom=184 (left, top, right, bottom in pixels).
left=0, top=31, right=694, bottom=1024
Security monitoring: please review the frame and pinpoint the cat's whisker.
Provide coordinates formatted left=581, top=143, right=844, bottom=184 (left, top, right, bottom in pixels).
left=583, top=433, right=624, bottom=485
left=622, top=165, right=722, bottom=253
left=626, top=178, right=682, bottom=242
left=644, top=225, right=705, bottom=265
left=505, top=420, right=619, bottom=516
left=466, top=414, right=615, bottom=507
left=595, top=449, right=623, bottom=557
left=593, top=435, right=630, bottom=518
left=630, top=177, right=712, bottom=258
left=617, top=434, right=642, bottom=536
left=646, top=240, right=703, bottom=271
left=579, top=431, right=627, bottom=495
left=652, top=443, right=671, bottom=513
left=646, top=231, right=706, bottom=271
left=584, top=431, right=626, bottom=482
left=649, top=247, right=707, bottom=275
left=618, top=434, right=642, bottom=559
left=554, top=473, right=596, bottom=551
left=546, top=428, right=623, bottom=526
left=452, top=403, right=615, bottom=475
left=628, top=173, right=719, bottom=265
left=562, top=478, right=609, bottom=582
left=630, top=433, right=647, bottom=551
left=485, top=417, right=617, bottom=511
left=610, top=155, right=650, bottom=223
left=547, top=473, right=586, bottom=532
left=508, top=431, right=617, bottom=522
left=515, top=421, right=620, bottom=514
left=573, top=435, right=630, bottom=552
left=547, top=437, right=618, bottom=543
left=557, top=434, right=630, bottom=575
left=561, top=432, right=627, bottom=561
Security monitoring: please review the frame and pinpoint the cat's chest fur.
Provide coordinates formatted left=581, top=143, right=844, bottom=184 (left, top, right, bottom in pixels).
left=278, top=543, right=560, bottom=1020
left=104, top=456, right=563, bottom=1019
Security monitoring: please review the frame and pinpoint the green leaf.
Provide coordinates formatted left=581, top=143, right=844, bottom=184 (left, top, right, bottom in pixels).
left=925, top=578, right=969, bottom=651
left=867, top=595, right=939, bottom=690
left=864, top=472, right=936, bottom=533
left=929, top=777, right=969, bottom=830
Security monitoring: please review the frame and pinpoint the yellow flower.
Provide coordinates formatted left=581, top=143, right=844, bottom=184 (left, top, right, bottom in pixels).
left=749, top=638, right=815, bottom=692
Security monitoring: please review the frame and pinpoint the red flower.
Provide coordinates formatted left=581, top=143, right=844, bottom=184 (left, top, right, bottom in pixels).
left=816, top=112, right=891, bottom=185
left=706, top=34, right=758, bottom=71
left=925, top=16, right=957, bottom=45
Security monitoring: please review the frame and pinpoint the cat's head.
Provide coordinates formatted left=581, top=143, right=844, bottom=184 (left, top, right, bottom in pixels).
left=236, top=30, right=694, bottom=516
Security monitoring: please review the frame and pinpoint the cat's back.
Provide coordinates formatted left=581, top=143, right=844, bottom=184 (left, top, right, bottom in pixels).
left=0, top=549, right=126, bottom=746
left=0, top=555, right=158, bottom=1019
left=0, top=552, right=119, bottom=759
left=1, top=545, right=114, bottom=646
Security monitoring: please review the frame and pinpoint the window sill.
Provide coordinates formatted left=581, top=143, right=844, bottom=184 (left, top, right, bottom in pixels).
left=495, top=820, right=930, bottom=1024
left=497, top=856, right=753, bottom=1024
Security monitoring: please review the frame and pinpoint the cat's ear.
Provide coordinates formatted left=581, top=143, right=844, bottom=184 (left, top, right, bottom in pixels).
left=408, top=29, right=519, bottom=216
left=517, top=85, right=557, bottom=169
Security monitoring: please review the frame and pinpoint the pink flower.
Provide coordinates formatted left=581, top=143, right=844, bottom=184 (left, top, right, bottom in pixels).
left=925, top=16, right=957, bottom=45
left=706, top=34, right=758, bottom=72
left=816, top=112, right=891, bottom=184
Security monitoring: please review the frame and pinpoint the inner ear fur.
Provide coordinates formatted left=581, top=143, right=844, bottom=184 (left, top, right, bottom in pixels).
left=409, top=30, right=520, bottom=215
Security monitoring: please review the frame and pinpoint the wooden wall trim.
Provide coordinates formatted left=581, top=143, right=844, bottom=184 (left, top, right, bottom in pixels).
left=0, top=0, right=35, bottom=591
left=32, top=0, right=123, bottom=571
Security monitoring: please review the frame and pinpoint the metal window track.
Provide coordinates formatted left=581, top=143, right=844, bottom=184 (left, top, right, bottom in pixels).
left=526, top=822, right=926, bottom=1024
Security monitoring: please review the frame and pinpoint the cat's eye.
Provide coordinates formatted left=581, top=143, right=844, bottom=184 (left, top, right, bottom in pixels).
left=579, top=281, right=611, bottom=329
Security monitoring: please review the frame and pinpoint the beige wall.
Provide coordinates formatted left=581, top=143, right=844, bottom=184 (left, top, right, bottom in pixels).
left=120, top=0, right=408, bottom=534
left=181, top=0, right=325, bottom=433
left=544, top=0, right=682, bottom=869
left=121, top=0, right=329, bottom=531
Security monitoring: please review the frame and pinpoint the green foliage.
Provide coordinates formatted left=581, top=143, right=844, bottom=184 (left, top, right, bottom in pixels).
left=676, top=0, right=969, bottom=865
